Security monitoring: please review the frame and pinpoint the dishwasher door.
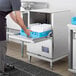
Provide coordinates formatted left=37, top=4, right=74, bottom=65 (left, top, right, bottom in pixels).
left=7, top=32, right=52, bottom=43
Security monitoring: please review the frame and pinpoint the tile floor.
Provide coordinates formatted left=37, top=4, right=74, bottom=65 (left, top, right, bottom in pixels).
left=6, top=41, right=74, bottom=76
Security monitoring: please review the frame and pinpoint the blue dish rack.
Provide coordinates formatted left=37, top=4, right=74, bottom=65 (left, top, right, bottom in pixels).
left=20, top=29, right=52, bottom=39
left=20, top=29, right=27, bottom=37
left=71, top=17, right=76, bottom=25
left=30, top=30, right=52, bottom=38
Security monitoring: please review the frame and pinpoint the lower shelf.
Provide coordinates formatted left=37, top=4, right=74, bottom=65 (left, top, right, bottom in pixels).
left=27, top=52, right=68, bottom=69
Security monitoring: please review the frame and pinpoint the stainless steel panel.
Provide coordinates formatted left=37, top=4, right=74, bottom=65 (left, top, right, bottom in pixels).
left=52, top=11, right=70, bottom=58
left=27, top=39, right=52, bottom=58
left=68, top=30, right=73, bottom=69
left=73, top=32, right=76, bottom=69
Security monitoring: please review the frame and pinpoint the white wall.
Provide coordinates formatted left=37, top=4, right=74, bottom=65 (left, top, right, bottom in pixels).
left=48, top=0, right=76, bottom=16
left=22, top=0, right=76, bottom=16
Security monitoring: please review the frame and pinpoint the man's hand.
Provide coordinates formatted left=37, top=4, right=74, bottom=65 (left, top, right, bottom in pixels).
left=25, top=29, right=31, bottom=36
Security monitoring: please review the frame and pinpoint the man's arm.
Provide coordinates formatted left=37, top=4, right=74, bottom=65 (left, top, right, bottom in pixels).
left=10, top=11, right=30, bottom=36
left=10, top=12, right=17, bottom=23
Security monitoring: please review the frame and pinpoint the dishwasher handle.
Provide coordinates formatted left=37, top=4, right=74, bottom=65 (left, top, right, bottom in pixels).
left=48, top=32, right=53, bottom=37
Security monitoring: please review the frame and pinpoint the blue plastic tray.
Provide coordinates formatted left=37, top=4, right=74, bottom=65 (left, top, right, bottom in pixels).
left=20, top=29, right=52, bottom=38
left=30, top=30, right=51, bottom=38
left=71, top=17, right=76, bottom=25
